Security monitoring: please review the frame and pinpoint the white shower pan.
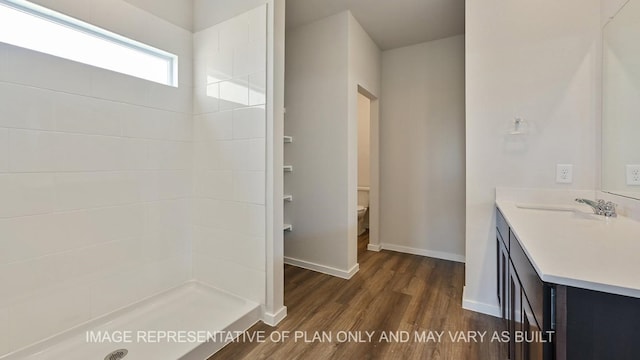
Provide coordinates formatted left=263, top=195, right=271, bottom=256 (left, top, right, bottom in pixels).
left=0, top=282, right=260, bottom=360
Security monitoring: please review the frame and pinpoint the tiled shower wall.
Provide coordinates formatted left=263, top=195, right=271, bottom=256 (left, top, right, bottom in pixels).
left=0, top=1, right=193, bottom=355
left=192, top=5, right=267, bottom=304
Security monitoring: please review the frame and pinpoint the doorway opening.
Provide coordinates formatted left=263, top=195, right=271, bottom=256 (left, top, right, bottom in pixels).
left=355, top=86, right=379, bottom=262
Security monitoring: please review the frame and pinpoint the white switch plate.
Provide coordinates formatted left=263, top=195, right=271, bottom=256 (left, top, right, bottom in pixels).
left=556, top=164, right=573, bottom=184
left=626, top=165, right=640, bottom=185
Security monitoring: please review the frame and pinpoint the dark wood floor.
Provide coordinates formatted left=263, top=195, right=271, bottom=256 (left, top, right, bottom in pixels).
left=209, top=233, right=506, bottom=360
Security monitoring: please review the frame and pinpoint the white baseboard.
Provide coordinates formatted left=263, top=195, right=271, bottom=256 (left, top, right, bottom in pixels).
left=367, top=243, right=382, bottom=252
left=262, top=306, right=287, bottom=326
left=461, top=286, right=501, bottom=318
left=379, top=243, right=465, bottom=263
left=284, top=257, right=359, bottom=279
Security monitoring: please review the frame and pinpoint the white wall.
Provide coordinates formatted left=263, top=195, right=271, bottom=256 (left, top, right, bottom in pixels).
left=0, top=0, right=193, bottom=354
left=124, top=0, right=193, bottom=30
left=283, top=11, right=380, bottom=277
left=465, top=0, right=601, bottom=315
left=192, top=5, right=268, bottom=304
left=347, top=13, right=382, bottom=264
left=284, top=12, right=351, bottom=274
left=379, top=35, right=466, bottom=262
left=357, top=93, right=370, bottom=188
left=264, top=0, right=287, bottom=325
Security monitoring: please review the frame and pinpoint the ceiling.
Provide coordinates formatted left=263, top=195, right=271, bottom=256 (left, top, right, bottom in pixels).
left=286, top=0, right=465, bottom=50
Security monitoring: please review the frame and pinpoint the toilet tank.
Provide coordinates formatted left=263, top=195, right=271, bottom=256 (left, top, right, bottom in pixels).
left=357, top=187, right=370, bottom=207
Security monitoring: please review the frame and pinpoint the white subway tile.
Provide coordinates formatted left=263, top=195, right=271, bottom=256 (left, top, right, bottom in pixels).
left=193, top=198, right=264, bottom=238
left=0, top=43, right=6, bottom=79
left=0, top=255, right=64, bottom=308
left=219, top=77, right=249, bottom=111
left=194, top=255, right=264, bottom=303
left=193, top=198, right=243, bottom=232
left=147, top=140, right=192, bottom=170
left=232, top=138, right=265, bottom=171
left=120, top=138, right=149, bottom=170
left=244, top=204, right=266, bottom=237
left=233, top=41, right=266, bottom=77
left=2, top=44, right=92, bottom=95
left=194, top=170, right=233, bottom=200
left=194, top=26, right=219, bottom=61
left=50, top=133, right=122, bottom=171
left=0, top=83, right=55, bottom=130
left=54, top=93, right=121, bottom=136
left=233, top=171, right=265, bottom=204
left=147, top=83, right=192, bottom=114
left=0, top=307, right=8, bottom=356
left=8, top=283, right=91, bottom=351
left=193, top=26, right=224, bottom=86
left=233, top=106, right=265, bottom=139
left=193, top=226, right=264, bottom=272
left=144, top=201, right=190, bottom=261
left=0, top=213, right=69, bottom=264
left=90, top=69, right=151, bottom=108
left=58, top=204, right=145, bottom=249
left=8, top=129, right=56, bottom=172
left=0, top=173, right=54, bottom=218
left=248, top=71, right=266, bottom=106
left=0, top=129, right=8, bottom=172
left=142, top=170, right=192, bottom=201
left=194, top=83, right=219, bottom=115
left=10, top=132, right=140, bottom=172
left=54, top=172, right=142, bottom=211
left=58, top=238, right=142, bottom=282
left=248, top=5, right=267, bottom=46
left=123, top=107, right=190, bottom=140
left=207, top=50, right=233, bottom=84
left=138, top=255, right=189, bottom=299
left=89, top=264, right=143, bottom=318
left=195, top=111, right=233, bottom=142
left=196, top=140, right=233, bottom=170
left=219, top=15, right=249, bottom=51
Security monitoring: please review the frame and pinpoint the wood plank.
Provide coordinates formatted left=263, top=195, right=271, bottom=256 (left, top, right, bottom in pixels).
left=209, top=232, right=506, bottom=359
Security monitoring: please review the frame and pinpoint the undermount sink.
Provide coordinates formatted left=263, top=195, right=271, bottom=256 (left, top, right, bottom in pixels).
left=515, top=203, right=605, bottom=221
left=516, top=203, right=577, bottom=211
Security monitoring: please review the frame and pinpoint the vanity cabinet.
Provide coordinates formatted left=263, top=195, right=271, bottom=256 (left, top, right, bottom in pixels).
left=496, top=208, right=509, bottom=321
left=497, top=209, right=554, bottom=360
left=496, top=206, right=640, bottom=360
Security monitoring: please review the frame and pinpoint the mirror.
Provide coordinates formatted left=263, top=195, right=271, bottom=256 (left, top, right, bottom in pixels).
left=602, top=0, right=640, bottom=200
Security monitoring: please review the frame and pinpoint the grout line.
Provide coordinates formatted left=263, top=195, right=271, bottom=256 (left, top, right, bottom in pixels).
left=0, top=79, right=191, bottom=115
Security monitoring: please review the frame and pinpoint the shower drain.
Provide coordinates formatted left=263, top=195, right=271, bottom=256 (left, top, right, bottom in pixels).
left=104, top=349, right=128, bottom=360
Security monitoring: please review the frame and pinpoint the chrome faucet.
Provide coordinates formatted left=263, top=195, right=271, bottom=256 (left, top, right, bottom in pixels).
left=575, top=198, right=617, bottom=217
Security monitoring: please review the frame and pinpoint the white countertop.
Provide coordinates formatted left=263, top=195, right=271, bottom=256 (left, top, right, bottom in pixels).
left=496, top=200, right=640, bottom=299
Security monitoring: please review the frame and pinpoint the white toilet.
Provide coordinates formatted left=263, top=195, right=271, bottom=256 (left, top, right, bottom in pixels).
left=357, top=187, right=369, bottom=235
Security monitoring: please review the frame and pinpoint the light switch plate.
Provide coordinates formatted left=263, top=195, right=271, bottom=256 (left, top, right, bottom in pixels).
left=556, top=164, right=573, bottom=184
left=626, top=165, right=640, bottom=185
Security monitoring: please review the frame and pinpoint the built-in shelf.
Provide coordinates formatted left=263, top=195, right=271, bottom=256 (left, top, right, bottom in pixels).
left=283, top=165, right=293, bottom=172
left=284, top=136, right=293, bottom=143
left=283, top=224, right=293, bottom=232
left=283, top=195, right=293, bottom=202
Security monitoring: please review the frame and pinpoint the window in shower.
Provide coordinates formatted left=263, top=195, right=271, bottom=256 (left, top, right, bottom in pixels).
left=0, top=0, right=178, bottom=86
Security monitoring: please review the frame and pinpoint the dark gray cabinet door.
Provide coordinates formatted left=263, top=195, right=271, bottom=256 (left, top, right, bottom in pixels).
left=522, top=297, right=544, bottom=360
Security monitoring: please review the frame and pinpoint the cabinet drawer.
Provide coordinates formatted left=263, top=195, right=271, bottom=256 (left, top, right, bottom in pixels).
left=496, top=208, right=509, bottom=248
left=509, top=229, right=545, bottom=328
